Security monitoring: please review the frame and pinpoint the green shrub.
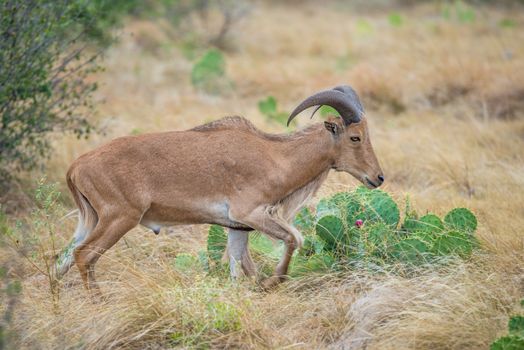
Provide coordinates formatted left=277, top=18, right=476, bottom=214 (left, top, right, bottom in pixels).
left=0, top=0, right=110, bottom=189
left=191, top=49, right=228, bottom=94
left=258, top=96, right=288, bottom=126
left=388, top=12, right=404, bottom=27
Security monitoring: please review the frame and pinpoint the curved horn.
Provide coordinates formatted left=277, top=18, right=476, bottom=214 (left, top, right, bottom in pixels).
left=286, top=85, right=364, bottom=126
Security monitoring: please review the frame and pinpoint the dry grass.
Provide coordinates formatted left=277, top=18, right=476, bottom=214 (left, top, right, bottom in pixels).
left=3, top=1, right=524, bottom=349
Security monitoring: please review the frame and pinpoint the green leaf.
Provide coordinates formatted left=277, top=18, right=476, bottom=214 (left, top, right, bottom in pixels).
left=444, top=208, right=477, bottom=233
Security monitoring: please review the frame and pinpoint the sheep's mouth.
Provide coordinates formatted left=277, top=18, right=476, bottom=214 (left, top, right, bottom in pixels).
left=365, top=177, right=378, bottom=188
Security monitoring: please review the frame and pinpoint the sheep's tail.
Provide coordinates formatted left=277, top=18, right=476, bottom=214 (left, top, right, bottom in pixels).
left=54, top=172, right=98, bottom=279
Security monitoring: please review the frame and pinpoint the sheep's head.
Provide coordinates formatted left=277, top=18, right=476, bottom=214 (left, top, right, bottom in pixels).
left=287, top=85, right=384, bottom=188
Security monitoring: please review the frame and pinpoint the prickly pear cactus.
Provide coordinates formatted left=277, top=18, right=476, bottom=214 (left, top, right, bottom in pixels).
left=346, top=187, right=400, bottom=229
left=294, top=207, right=315, bottom=232
left=365, top=222, right=398, bottom=257
left=207, top=225, right=227, bottom=265
left=316, top=198, right=342, bottom=219
left=432, top=231, right=475, bottom=258
left=403, top=213, right=444, bottom=234
left=444, top=208, right=477, bottom=233
left=316, top=215, right=345, bottom=250
left=419, top=214, right=445, bottom=232
left=300, top=234, right=325, bottom=257
left=389, top=237, right=429, bottom=264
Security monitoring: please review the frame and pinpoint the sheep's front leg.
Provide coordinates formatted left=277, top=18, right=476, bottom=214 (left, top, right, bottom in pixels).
left=234, top=206, right=303, bottom=289
left=227, top=229, right=256, bottom=280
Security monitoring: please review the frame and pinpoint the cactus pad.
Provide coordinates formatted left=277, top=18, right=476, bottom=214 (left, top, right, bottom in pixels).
left=300, top=234, right=325, bottom=256
left=432, top=231, right=474, bottom=258
left=316, top=215, right=344, bottom=250
left=294, top=207, right=315, bottom=232
left=365, top=222, right=398, bottom=256
left=404, top=213, right=444, bottom=234
left=444, top=208, right=477, bottom=233
left=316, top=198, right=341, bottom=219
left=347, top=187, right=400, bottom=228
left=389, top=237, right=429, bottom=263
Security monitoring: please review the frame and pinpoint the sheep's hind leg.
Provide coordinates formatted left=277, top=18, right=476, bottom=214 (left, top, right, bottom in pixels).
left=234, top=206, right=303, bottom=289
left=74, top=213, right=140, bottom=295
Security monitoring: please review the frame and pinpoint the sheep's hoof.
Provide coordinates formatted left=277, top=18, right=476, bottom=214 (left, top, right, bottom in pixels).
left=260, top=275, right=287, bottom=291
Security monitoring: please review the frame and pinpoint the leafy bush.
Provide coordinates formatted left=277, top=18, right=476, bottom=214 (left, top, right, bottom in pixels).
left=0, top=0, right=105, bottom=189
left=258, top=96, right=288, bottom=126
left=191, top=49, right=230, bottom=94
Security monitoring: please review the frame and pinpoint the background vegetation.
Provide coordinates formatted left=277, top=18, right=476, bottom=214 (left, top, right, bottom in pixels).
left=1, top=0, right=523, bottom=349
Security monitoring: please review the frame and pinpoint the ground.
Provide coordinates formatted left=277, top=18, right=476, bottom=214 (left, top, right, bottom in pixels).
left=2, top=1, right=524, bottom=349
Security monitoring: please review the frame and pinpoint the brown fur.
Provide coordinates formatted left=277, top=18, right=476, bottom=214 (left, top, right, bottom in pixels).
left=60, top=115, right=383, bottom=292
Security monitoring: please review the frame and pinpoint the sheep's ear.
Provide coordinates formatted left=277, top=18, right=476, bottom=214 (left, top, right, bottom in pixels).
left=324, top=121, right=340, bottom=135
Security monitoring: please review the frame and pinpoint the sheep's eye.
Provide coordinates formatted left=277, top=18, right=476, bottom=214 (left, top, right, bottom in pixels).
left=350, top=136, right=361, bottom=142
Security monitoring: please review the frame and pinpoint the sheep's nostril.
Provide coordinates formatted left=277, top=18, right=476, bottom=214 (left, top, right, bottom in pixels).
left=378, top=175, right=385, bottom=184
